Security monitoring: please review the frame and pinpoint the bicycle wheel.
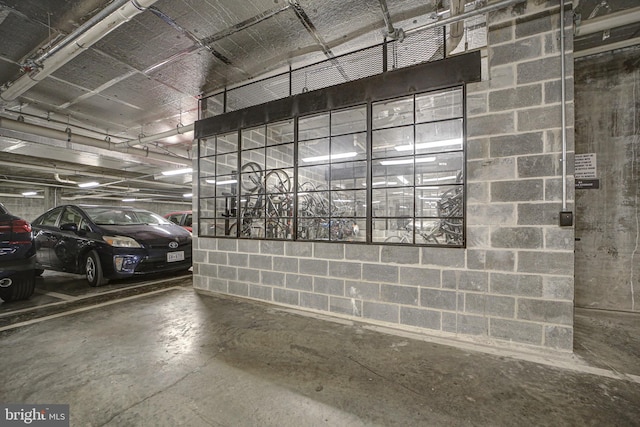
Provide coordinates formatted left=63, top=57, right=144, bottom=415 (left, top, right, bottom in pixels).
left=240, top=161, right=263, bottom=192
left=384, top=234, right=410, bottom=244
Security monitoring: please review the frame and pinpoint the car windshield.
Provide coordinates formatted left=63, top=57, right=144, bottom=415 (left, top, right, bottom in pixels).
left=83, top=207, right=172, bottom=226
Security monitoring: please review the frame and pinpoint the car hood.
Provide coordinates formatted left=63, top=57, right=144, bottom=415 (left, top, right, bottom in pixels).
left=98, top=224, right=191, bottom=244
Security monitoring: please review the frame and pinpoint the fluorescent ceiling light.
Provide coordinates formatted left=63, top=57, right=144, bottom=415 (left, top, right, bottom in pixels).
left=418, top=175, right=458, bottom=184
left=394, top=138, right=462, bottom=152
left=379, top=156, right=435, bottom=166
left=22, top=191, right=37, bottom=196
left=205, top=179, right=238, bottom=185
left=183, top=193, right=193, bottom=198
left=397, top=176, right=409, bottom=184
left=161, top=167, right=193, bottom=176
left=301, top=151, right=357, bottom=163
left=122, top=198, right=136, bottom=202
left=78, top=181, right=100, bottom=188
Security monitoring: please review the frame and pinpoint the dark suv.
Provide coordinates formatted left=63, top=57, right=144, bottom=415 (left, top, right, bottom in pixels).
left=0, top=203, right=36, bottom=302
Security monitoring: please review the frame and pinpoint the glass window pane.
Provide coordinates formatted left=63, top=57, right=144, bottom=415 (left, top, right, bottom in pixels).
left=331, top=190, right=366, bottom=217
left=265, top=168, right=293, bottom=194
left=299, top=113, right=329, bottom=141
left=414, top=218, right=463, bottom=246
left=298, top=191, right=330, bottom=217
left=372, top=218, right=413, bottom=244
left=372, top=125, right=413, bottom=159
left=217, top=132, right=238, bottom=154
left=372, top=96, right=413, bottom=130
left=266, top=143, right=294, bottom=169
left=217, top=153, right=238, bottom=176
left=200, top=198, right=232, bottom=220
left=298, top=165, right=329, bottom=191
left=200, top=157, right=216, bottom=176
left=329, top=218, right=362, bottom=242
left=265, top=215, right=293, bottom=240
left=199, top=219, right=221, bottom=237
left=297, top=217, right=329, bottom=241
left=299, top=138, right=330, bottom=164
left=331, top=161, right=367, bottom=190
left=415, top=119, right=463, bottom=154
left=267, top=120, right=294, bottom=145
left=240, top=158, right=265, bottom=193
left=416, top=185, right=463, bottom=217
left=331, top=106, right=366, bottom=135
left=214, top=175, right=239, bottom=197
left=416, top=88, right=463, bottom=123
left=199, top=178, right=216, bottom=198
left=242, top=126, right=265, bottom=149
left=373, top=156, right=415, bottom=187
left=331, top=132, right=366, bottom=162
left=201, top=138, right=216, bottom=157
left=372, top=188, right=414, bottom=217
left=416, top=152, right=464, bottom=186
left=241, top=148, right=265, bottom=166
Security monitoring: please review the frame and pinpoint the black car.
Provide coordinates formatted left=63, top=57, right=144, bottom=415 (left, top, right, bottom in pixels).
left=31, top=205, right=192, bottom=286
left=0, top=202, right=36, bottom=302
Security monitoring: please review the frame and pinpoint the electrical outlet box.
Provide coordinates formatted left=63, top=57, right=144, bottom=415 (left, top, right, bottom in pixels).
left=559, top=211, right=573, bottom=227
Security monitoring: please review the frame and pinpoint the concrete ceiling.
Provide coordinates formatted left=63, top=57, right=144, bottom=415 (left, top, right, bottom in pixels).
left=0, top=0, right=638, bottom=205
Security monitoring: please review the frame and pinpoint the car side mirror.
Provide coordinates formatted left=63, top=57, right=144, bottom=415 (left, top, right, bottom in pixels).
left=60, top=223, right=78, bottom=232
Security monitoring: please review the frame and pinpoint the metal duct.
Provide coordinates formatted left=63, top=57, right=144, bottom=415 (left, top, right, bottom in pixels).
left=0, top=0, right=160, bottom=102
left=446, top=0, right=464, bottom=55
left=0, top=117, right=190, bottom=166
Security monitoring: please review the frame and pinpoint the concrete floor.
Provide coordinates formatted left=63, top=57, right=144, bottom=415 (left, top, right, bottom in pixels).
left=0, top=277, right=639, bottom=426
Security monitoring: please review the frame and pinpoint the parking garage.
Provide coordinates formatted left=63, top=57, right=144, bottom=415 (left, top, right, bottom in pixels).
left=1, top=0, right=639, bottom=425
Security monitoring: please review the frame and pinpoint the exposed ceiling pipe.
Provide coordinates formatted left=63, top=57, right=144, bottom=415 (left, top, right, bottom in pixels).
left=54, top=173, right=77, bottom=184
left=405, top=0, right=526, bottom=37
left=0, top=161, right=191, bottom=189
left=32, top=0, right=131, bottom=65
left=126, top=123, right=194, bottom=147
left=0, top=0, right=160, bottom=102
left=575, top=7, right=640, bottom=36
left=378, top=0, right=404, bottom=41
left=574, top=37, right=640, bottom=58
left=0, top=117, right=191, bottom=166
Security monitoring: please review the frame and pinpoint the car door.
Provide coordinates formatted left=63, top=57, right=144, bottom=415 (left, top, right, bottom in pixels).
left=51, top=206, right=87, bottom=272
left=33, top=206, right=64, bottom=267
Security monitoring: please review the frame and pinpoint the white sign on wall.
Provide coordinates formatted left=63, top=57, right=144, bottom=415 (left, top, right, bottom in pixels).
left=575, top=153, right=597, bottom=179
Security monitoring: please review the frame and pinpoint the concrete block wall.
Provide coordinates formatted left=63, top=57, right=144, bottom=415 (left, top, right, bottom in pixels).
left=193, top=1, right=575, bottom=352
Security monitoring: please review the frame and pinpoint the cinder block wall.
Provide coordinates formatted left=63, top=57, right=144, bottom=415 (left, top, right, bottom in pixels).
left=193, top=1, right=575, bottom=352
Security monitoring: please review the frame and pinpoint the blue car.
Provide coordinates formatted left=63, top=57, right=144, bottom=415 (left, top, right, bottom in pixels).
left=31, top=205, right=192, bottom=286
left=0, top=202, right=36, bottom=302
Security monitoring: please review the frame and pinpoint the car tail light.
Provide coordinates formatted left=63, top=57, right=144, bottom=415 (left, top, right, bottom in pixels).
left=11, top=219, right=32, bottom=234
left=0, top=219, right=32, bottom=244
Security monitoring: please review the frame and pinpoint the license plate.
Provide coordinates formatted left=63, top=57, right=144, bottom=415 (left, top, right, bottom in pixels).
left=167, top=251, right=185, bottom=262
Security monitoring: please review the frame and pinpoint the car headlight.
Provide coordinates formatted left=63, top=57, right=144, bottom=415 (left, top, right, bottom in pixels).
left=102, top=235, right=142, bottom=248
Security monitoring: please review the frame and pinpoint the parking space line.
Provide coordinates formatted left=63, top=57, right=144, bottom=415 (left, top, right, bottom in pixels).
left=0, top=286, right=187, bottom=332
left=34, top=290, right=77, bottom=301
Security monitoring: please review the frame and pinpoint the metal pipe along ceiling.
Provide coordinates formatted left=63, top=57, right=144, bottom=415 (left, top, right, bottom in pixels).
left=0, top=117, right=191, bottom=166
left=0, top=0, right=160, bottom=102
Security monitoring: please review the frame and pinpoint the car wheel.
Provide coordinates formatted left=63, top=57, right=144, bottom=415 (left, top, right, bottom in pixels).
left=0, top=271, right=36, bottom=302
left=85, top=250, right=108, bottom=287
